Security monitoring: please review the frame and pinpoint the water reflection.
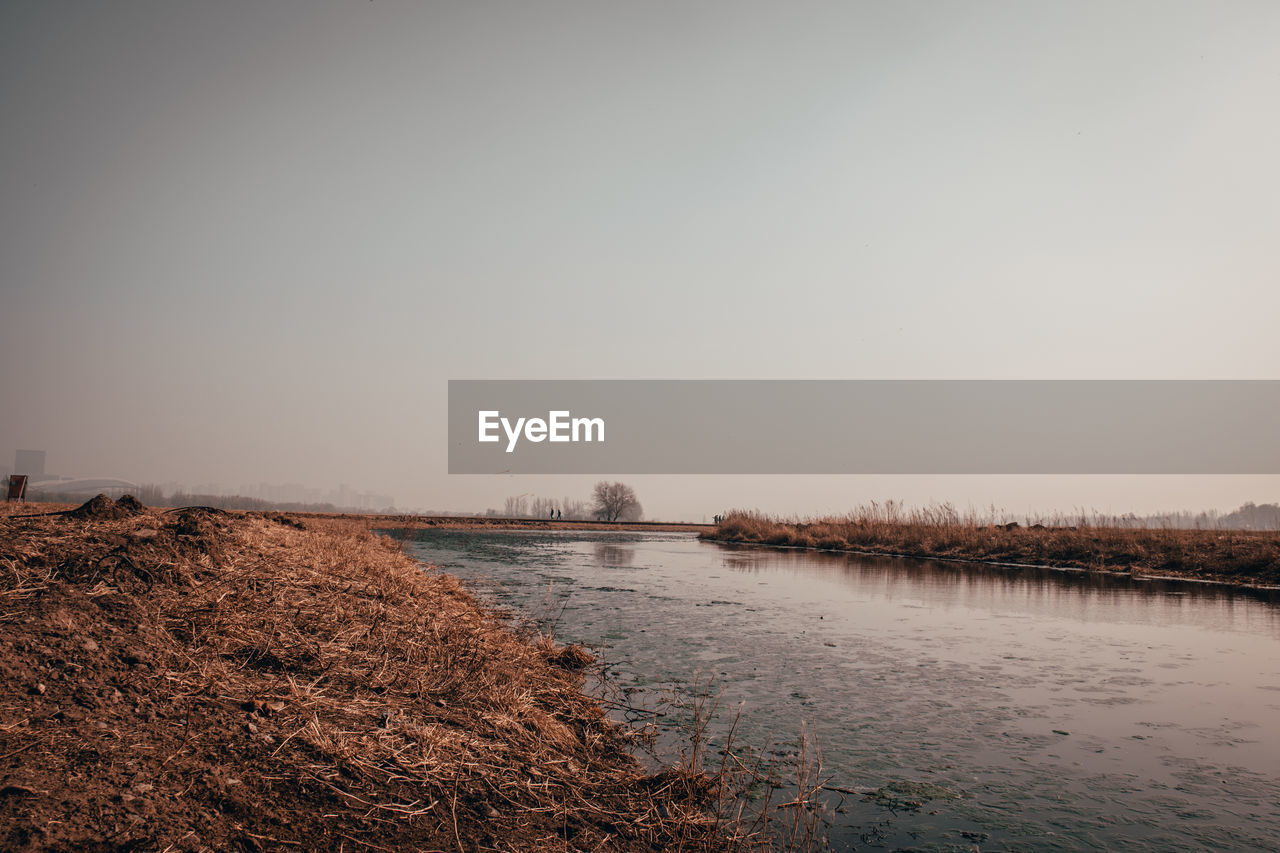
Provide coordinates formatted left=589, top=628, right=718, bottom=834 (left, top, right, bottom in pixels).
left=593, top=541, right=635, bottom=568
left=405, top=530, right=1280, bottom=851
left=716, top=543, right=1280, bottom=637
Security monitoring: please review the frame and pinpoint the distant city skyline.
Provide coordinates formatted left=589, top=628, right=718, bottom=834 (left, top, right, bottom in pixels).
left=10, top=447, right=396, bottom=511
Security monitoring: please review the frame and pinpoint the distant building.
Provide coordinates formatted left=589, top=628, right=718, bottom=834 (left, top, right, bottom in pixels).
left=14, top=450, right=46, bottom=480
left=27, top=477, right=139, bottom=500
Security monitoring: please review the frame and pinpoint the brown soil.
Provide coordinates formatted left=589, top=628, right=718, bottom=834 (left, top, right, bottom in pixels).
left=63, top=494, right=146, bottom=521
left=112, top=495, right=146, bottom=516
left=0, top=499, right=731, bottom=852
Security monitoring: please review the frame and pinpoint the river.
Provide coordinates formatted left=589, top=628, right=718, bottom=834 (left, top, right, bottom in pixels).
left=402, top=529, right=1280, bottom=851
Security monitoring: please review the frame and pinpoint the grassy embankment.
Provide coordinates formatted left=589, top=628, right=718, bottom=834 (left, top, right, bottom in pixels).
left=0, top=498, right=752, bottom=852
left=335, top=514, right=710, bottom=534
left=702, top=504, right=1280, bottom=586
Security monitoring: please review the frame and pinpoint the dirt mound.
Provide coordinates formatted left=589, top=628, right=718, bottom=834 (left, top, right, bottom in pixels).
left=63, top=493, right=147, bottom=520
left=65, top=493, right=122, bottom=519
left=114, top=494, right=146, bottom=515
left=168, top=505, right=227, bottom=516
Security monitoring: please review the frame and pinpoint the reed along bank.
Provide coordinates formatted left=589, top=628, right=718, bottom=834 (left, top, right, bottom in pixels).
left=703, top=508, right=1280, bottom=587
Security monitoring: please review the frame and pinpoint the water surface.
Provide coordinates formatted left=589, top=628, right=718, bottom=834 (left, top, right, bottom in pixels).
left=404, top=530, right=1280, bottom=851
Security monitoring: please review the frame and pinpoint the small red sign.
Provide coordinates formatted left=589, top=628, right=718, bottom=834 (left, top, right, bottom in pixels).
left=6, top=475, right=28, bottom=501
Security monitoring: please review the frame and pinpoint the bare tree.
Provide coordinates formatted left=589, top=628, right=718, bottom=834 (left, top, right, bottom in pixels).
left=531, top=496, right=557, bottom=519
left=561, top=497, right=589, bottom=520
left=591, top=481, right=642, bottom=522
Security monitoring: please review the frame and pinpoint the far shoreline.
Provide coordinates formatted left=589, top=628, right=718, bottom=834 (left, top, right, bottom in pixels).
left=11, top=499, right=1278, bottom=589
left=342, top=513, right=713, bottom=534
left=705, top=536, right=1280, bottom=593
left=5, top=502, right=711, bottom=533
left=319, top=509, right=1280, bottom=591
left=701, top=511, right=1280, bottom=590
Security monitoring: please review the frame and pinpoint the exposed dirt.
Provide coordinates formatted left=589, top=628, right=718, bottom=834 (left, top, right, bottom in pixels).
left=0, top=499, right=730, bottom=852
left=63, top=494, right=146, bottom=521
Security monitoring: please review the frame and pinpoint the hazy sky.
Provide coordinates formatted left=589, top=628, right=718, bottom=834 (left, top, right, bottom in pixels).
left=3, top=2, right=1278, bottom=519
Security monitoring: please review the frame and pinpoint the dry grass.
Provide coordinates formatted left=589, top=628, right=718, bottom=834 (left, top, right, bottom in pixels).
left=703, top=503, right=1280, bottom=585
left=0, top=499, right=750, bottom=851
left=657, top=676, right=830, bottom=852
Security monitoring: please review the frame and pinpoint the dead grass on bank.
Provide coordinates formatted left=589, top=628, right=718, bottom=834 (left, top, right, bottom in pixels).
left=704, top=504, right=1280, bottom=585
left=0, top=498, right=742, bottom=852
left=313, top=514, right=708, bottom=534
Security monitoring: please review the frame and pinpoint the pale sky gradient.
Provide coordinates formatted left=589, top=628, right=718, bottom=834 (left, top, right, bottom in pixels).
left=3, top=2, right=1278, bottom=519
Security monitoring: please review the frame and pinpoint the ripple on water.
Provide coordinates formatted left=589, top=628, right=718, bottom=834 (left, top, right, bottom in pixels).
left=403, top=530, right=1280, bottom=851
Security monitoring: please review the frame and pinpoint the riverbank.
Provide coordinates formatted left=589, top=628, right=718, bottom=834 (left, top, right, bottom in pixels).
left=702, top=510, right=1280, bottom=587
left=330, top=514, right=711, bottom=534
left=0, top=498, right=728, bottom=852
